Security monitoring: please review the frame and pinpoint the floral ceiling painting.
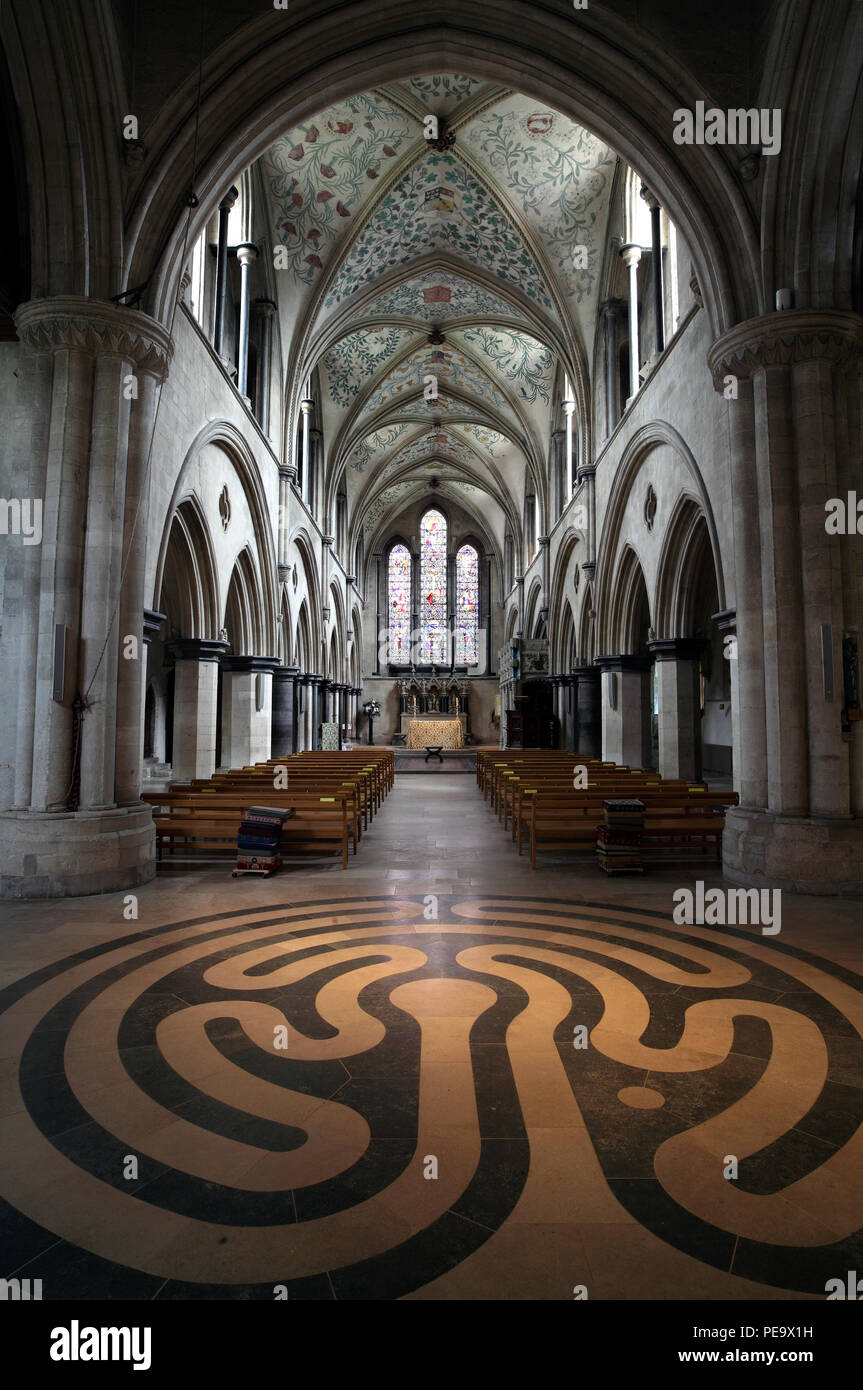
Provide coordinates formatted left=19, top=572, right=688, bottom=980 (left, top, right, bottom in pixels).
left=347, top=423, right=412, bottom=473
left=359, top=344, right=510, bottom=423
left=362, top=271, right=527, bottom=324
left=252, top=74, right=621, bottom=554
left=403, top=74, right=486, bottom=114
left=263, top=93, right=416, bottom=289
left=322, top=328, right=418, bottom=407
left=451, top=328, right=554, bottom=405
left=324, top=153, right=554, bottom=313
left=460, top=95, right=616, bottom=306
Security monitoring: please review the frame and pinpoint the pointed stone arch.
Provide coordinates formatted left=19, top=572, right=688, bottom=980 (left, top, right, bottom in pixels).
left=223, top=546, right=266, bottom=655
left=157, top=496, right=220, bottom=639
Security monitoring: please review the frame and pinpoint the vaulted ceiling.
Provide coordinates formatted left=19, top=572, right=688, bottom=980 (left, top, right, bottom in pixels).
left=256, top=74, right=618, bottom=556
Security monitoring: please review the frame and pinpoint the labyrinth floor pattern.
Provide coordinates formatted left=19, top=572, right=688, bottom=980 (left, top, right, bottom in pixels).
left=2, top=894, right=862, bottom=1300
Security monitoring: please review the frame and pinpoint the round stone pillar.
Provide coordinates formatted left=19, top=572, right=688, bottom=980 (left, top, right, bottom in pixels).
left=272, top=666, right=301, bottom=757
left=708, top=309, right=863, bottom=892
left=0, top=297, right=173, bottom=898
left=572, top=665, right=601, bottom=759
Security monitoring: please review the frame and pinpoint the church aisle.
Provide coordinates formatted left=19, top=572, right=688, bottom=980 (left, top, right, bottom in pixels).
left=0, top=774, right=861, bottom=1300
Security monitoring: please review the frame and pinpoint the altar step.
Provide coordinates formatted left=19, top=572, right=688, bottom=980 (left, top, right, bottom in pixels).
left=394, top=750, right=477, bottom=773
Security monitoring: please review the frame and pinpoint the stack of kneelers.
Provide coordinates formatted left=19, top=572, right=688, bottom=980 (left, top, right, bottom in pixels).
left=235, top=805, right=292, bottom=876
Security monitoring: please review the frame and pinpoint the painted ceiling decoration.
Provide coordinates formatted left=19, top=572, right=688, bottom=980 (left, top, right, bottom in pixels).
left=450, top=328, right=554, bottom=405
left=252, top=73, right=620, bottom=545
left=403, top=74, right=487, bottom=114
left=263, top=94, right=416, bottom=288
left=457, top=425, right=509, bottom=458
left=383, top=430, right=479, bottom=473
left=322, top=327, right=418, bottom=407
left=362, top=271, right=529, bottom=324
left=359, top=344, right=510, bottom=422
left=384, top=390, right=459, bottom=418
left=459, top=95, right=616, bottom=308
left=346, top=423, right=413, bottom=473
left=324, top=153, right=554, bottom=313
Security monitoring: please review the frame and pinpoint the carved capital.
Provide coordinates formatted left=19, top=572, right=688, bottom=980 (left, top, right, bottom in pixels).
left=15, top=296, right=174, bottom=381
left=708, top=310, right=863, bottom=391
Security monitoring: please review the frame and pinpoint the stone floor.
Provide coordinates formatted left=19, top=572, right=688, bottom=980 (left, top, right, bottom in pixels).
left=0, top=772, right=861, bottom=1299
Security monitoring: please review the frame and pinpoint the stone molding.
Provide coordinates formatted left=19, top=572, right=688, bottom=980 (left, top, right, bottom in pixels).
left=220, top=654, right=281, bottom=674
left=165, top=638, right=229, bottom=663
left=594, top=653, right=651, bottom=672
left=647, top=637, right=707, bottom=662
left=15, top=296, right=174, bottom=381
left=707, top=309, right=863, bottom=390
left=142, top=609, right=167, bottom=645
left=571, top=665, right=601, bottom=679
left=711, top=607, right=736, bottom=634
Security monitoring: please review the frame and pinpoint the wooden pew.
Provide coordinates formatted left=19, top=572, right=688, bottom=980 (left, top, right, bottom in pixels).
left=142, top=789, right=354, bottom=868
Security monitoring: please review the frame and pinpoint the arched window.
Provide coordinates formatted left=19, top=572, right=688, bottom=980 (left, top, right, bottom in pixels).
left=420, top=508, right=447, bottom=663
left=455, top=544, right=479, bottom=665
left=387, top=543, right=411, bottom=664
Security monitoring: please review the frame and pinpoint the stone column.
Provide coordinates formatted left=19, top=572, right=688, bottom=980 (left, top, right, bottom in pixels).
left=235, top=243, right=258, bottom=399
left=141, top=609, right=166, bottom=768
left=551, top=428, right=566, bottom=516
left=713, top=609, right=740, bottom=788
left=373, top=553, right=382, bottom=673
left=213, top=186, right=238, bottom=359
left=550, top=674, right=564, bottom=748
left=564, top=673, right=578, bottom=753
left=167, top=639, right=228, bottom=781
left=300, top=399, right=314, bottom=506
left=596, top=655, right=647, bottom=767
left=485, top=552, right=494, bottom=675
left=640, top=186, right=664, bottom=354
left=277, top=466, right=295, bottom=575
left=578, top=463, right=597, bottom=571
left=116, top=362, right=171, bottom=806
left=1, top=297, right=172, bottom=898
left=221, top=655, right=278, bottom=768
left=648, top=638, right=704, bottom=781
left=572, top=665, right=601, bottom=758
left=562, top=401, right=575, bottom=503
left=793, top=355, right=849, bottom=818
left=297, top=672, right=311, bottom=752
left=600, top=298, right=626, bottom=437
left=271, top=665, right=300, bottom=758
left=309, top=674, right=323, bottom=749
left=708, top=309, right=863, bottom=891
left=254, top=298, right=276, bottom=436
left=621, top=244, right=642, bottom=401
left=309, top=428, right=323, bottom=517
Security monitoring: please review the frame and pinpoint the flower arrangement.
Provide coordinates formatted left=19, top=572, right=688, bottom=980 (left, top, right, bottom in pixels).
left=362, top=700, right=381, bottom=719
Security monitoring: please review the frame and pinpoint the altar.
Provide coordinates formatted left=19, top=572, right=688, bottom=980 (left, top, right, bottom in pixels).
left=396, top=672, right=471, bottom=744
left=405, top=717, right=463, bottom=749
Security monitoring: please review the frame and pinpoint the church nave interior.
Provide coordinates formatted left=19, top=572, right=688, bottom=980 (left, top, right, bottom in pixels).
left=0, top=0, right=862, bottom=1323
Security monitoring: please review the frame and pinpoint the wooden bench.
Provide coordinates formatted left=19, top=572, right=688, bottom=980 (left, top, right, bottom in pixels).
left=142, top=790, right=354, bottom=868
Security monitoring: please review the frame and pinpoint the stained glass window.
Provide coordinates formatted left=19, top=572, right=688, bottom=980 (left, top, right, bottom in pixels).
left=420, top=508, right=447, bottom=664
left=455, top=544, right=479, bottom=665
left=387, top=543, right=411, bottom=663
